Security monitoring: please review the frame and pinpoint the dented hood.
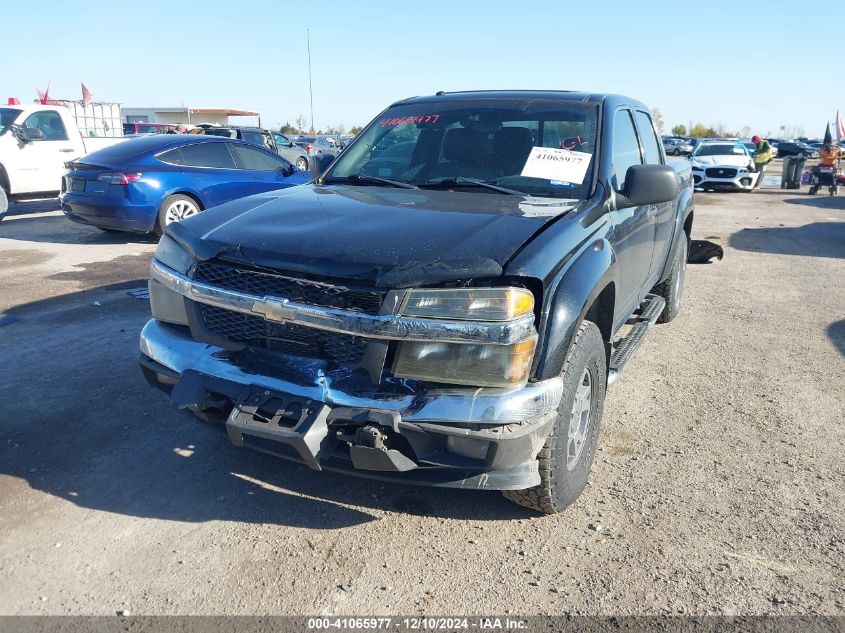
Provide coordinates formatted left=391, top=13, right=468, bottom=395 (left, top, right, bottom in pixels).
left=170, top=184, right=579, bottom=287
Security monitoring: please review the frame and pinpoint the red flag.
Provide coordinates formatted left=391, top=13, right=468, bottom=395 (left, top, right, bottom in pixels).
left=36, top=81, right=50, bottom=104
left=81, top=82, right=93, bottom=107
left=836, top=111, right=845, bottom=143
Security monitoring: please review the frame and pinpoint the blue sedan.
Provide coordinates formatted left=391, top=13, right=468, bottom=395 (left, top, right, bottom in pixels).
left=61, top=135, right=311, bottom=234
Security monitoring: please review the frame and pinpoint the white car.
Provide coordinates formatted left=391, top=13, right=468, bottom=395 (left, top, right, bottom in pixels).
left=689, top=140, right=759, bottom=191
left=0, top=104, right=126, bottom=218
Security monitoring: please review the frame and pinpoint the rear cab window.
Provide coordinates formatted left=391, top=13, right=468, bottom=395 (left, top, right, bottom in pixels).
left=633, top=111, right=663, bottom=164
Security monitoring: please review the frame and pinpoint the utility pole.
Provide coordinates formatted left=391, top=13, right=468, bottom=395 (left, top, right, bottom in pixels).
left=307, top=28, right=315, bottom=133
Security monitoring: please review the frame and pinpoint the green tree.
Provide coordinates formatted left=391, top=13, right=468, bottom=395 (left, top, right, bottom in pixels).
left=689, top=124, right=718, bottom=138
left=279, top=121, right=297, bottom=135
left=349, top=125, right=363, bottom=136
left=671, top=124, right=687, bottom=137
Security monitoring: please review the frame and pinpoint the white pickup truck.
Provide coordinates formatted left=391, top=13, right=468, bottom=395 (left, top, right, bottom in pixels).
left=0, top=104, right=126, bottom=220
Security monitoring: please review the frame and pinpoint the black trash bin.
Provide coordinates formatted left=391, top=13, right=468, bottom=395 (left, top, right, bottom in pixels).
left=781, top=156, right=805, bottom=189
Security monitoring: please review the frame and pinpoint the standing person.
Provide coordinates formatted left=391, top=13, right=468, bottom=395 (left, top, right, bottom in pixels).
left=751, top=135, right=773, bottom=190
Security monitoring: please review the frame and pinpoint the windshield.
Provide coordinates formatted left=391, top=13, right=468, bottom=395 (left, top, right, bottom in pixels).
left=0, top=108, right=22, bottom=135
left=326, top=99, right=599, bottom=198
left=695, top=143, right=747, bottom=157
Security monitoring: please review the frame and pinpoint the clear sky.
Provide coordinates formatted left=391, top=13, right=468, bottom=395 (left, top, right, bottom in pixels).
left=5, top=0, right=844, bottom=138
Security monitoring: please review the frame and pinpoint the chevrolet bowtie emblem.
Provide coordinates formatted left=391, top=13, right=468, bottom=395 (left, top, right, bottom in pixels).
left=251, top=297, right=297, bottom=322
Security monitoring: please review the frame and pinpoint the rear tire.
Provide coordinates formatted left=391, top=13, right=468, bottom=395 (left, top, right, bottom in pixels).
left=156, top=194, right=201, bottom=236
left=0, top=187, right=7, bottom=222
left=296, top=157, right=308, bottom=171
left=652, top=236, right=687, bottom=323
left=502, top=321, right=606, bottom=514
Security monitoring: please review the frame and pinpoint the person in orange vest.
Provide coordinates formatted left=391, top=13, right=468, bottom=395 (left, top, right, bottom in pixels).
left=818, top=142, right=838, bottom=168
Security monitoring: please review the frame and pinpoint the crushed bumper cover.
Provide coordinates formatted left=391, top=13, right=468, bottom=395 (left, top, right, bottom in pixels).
left=139, top=320, right=562, bottom=490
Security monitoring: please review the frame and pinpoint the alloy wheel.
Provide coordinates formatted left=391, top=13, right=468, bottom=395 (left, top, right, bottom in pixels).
left=567, top=369, right=593, bottom=469
left=164, top=199, right=199, bottom=225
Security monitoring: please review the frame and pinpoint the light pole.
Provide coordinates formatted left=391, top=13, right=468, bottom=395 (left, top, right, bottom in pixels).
left=307, top=28, right=315, bottom=133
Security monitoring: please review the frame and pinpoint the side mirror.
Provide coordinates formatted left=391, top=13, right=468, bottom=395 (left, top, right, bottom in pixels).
left=310, top=152, right=336, bottom=178
left=618, top=164, right=678, bottom=207
left=18, top=127, right=45, bottom=142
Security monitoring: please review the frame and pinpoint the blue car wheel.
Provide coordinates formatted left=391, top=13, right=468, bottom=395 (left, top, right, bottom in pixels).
left=157, top=194, right=202, bottom=235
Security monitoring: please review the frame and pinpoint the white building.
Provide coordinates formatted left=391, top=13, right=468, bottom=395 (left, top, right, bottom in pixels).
left=122, top=106, right=260, bottom=127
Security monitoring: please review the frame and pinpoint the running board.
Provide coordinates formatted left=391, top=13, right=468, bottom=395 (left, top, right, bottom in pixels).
left=607, top=294, right=665, bottom=388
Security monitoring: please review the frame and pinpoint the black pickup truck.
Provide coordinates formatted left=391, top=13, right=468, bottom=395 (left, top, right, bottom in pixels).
left=140, top=91, right=694, bottom=513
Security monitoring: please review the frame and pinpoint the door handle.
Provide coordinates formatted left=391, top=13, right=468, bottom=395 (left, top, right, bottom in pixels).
left=60, top=149, right=74, bottom=153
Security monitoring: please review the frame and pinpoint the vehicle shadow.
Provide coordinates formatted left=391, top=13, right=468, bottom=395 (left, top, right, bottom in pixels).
left=783, top=196, right=845, bottom=211
left=0, top=213, right=157, bottom=245
left=5, top=198, right=61, bottom=216
left=0, top=283, right=536, bottom=529
left=827, top=319, right=845, bottom=358
left=729, top=222, right=845, bottom=259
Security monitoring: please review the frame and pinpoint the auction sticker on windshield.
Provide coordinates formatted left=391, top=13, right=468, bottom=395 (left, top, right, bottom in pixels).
left=520, top=147, right=592, bottom=184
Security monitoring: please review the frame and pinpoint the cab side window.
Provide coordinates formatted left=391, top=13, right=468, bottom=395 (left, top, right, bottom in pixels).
left=22, top=110, right=68, bottom=141
left=611, top=110, right=642, bottom=190
left=634, top=111, right=663, bottom=165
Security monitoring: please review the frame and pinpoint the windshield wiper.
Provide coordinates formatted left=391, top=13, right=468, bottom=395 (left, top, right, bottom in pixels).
left=418, top=177, right=523, bottom=195
left=325, top=174, right=418, bottom=189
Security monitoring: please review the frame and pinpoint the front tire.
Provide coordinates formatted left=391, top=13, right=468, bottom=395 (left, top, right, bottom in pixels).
left=156, top=194, right=201, bottom=236
left=296, top=157, right=308, bottom=171
left=502, top=321, right=607, bottom=514
left=652, top=236, right=688, bottom=323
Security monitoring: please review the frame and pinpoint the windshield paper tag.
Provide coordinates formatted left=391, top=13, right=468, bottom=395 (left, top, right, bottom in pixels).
left=520, top=147, right=592, bottom=184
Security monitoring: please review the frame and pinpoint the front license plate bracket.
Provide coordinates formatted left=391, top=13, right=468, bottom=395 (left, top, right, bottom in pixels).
left=225, top=387, right=333, bottom=471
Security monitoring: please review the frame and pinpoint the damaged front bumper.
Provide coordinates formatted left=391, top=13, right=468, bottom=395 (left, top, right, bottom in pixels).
left=139, top=320, right=562, bottom=490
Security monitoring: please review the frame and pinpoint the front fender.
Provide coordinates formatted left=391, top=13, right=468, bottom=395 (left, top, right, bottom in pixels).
left=658, top=186, right=695, bottom=280
left=533, top=237, right=616, bottom=380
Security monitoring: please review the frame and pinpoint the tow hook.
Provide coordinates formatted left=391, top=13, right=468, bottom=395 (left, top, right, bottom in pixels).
left=336, top=423, right=417, bottom=473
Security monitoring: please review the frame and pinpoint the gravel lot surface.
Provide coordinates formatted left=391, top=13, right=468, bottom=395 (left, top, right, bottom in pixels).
left=0, top=181, right=843, bottom=617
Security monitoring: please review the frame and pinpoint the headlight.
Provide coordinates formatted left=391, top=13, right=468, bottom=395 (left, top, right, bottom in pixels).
left=150, top=236, right=192, bottom=324
left=393, top=336, right=537, bottom=388
left=400, top=287, right=534, bottom=321
left=154, top=235, right=193, bottom=274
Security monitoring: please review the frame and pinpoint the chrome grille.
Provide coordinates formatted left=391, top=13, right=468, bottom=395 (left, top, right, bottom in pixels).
left=200, top=305, right=368, bottom=366
left=193, top=261, right=384, bottom=314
